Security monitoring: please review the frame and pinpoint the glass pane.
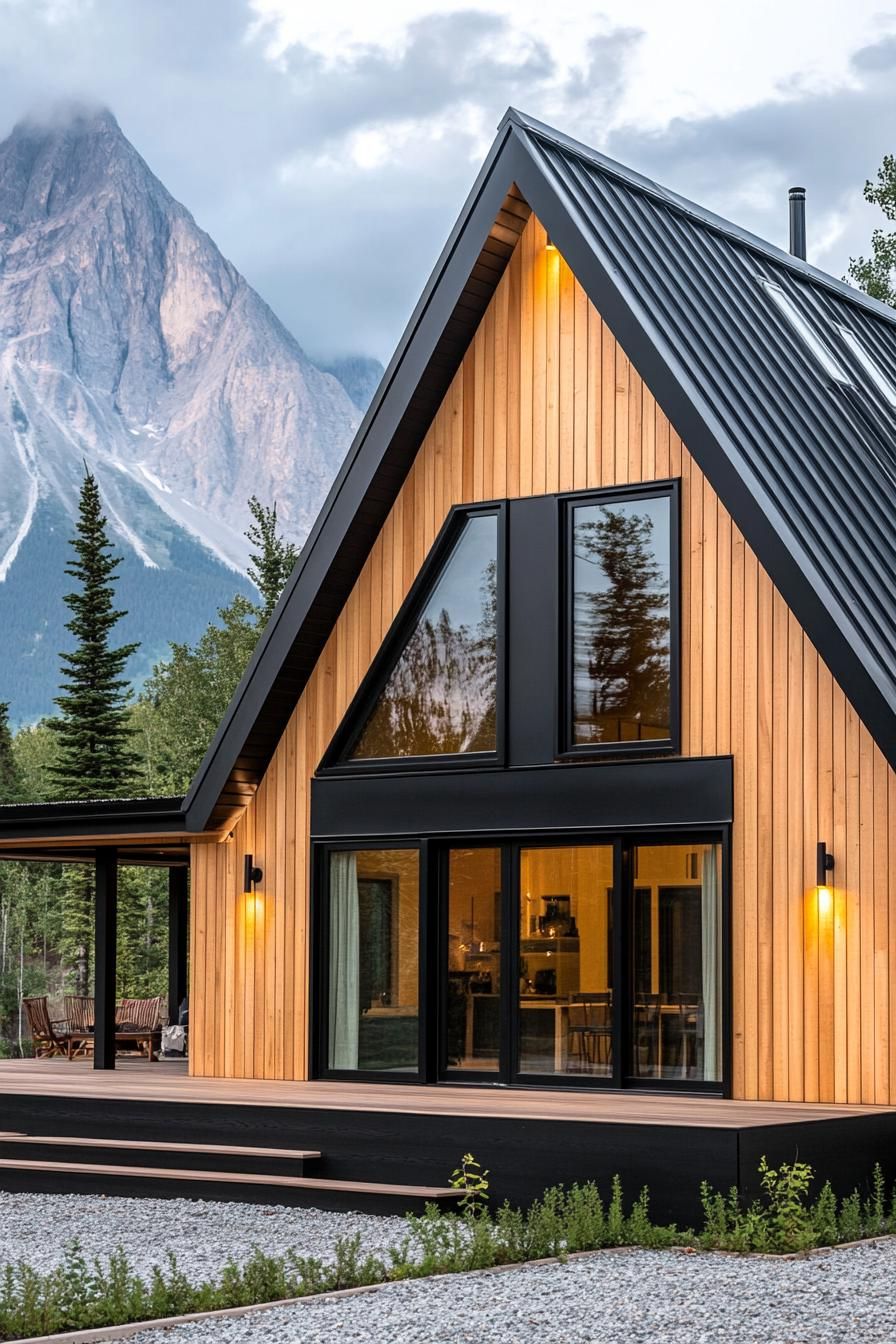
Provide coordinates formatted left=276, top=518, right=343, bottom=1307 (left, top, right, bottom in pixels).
left=327, top=848, right=419, bottom=1072
left=571, top=495, right=671, bottom=745
left=629, top=842, right=722, bottom=1083
left=519, top=845, right=614, bottom=1077
left=445, top=848, right=502, bottom=1072
left=351, top=514, right=498, bottom=759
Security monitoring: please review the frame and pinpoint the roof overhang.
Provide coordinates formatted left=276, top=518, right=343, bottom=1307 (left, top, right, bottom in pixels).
left=0, top=796, right=216, bottom=865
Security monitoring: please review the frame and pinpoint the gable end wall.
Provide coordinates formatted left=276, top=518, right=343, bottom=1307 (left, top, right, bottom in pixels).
left=190, top=213, right=896, bottom=1105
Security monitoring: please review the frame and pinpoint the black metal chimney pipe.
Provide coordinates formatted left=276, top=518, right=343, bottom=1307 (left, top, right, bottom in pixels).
left=789, top=186, right=807, bottom=261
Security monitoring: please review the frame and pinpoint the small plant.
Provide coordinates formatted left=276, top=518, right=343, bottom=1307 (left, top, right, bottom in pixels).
left=698, top=1159, right=895, bottom=1253
left=2, top=1160, right=895, bottom=1339
left=449, top=1152, right=490, bottom=1217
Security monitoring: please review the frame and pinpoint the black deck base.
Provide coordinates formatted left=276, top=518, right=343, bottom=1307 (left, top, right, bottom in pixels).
left=3, top=1091, right=896, bottom=1226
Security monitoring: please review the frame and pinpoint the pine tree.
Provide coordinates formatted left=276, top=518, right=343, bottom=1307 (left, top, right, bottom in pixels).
left=0, top=704, right=24, bottom=803
left=246, top=496, right=300, bottom=624
left=49, top=470, right=140, bottom=799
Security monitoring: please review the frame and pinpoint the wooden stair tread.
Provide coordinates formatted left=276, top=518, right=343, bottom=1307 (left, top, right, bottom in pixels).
left=0, top=1157, right=460, bottom=1198
left=0, top=1134, right=320, bottom=1161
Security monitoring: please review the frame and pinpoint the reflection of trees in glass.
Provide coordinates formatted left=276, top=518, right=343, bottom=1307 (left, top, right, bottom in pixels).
left=573, top=506, right=670, bottom=743
left=353, top=555, right=497, bottom=758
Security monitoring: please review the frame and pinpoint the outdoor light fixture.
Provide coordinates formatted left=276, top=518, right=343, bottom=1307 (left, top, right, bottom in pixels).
left=243, top=853, right=263, bottom=894
left=816, top=841, right=834, bottom=888
left=545, top=235, right=557, bottom=250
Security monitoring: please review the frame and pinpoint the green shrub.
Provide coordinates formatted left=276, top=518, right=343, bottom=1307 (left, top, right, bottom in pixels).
left=697, top=1159, right=895, bottom=1253
left=1, top=1157, right=894, bottom=1340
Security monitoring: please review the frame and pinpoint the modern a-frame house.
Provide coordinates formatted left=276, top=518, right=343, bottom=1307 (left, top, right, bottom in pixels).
left=4, top=111, right=896, bottom=1211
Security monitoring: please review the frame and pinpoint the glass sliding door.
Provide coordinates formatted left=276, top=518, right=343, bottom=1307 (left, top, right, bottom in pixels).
left=443, top=847, right=503, bottom=1074
left=326, top=847, right=420, bottom=1074
left=319, top=832, right=725, bottom=1091
left=628, top=841, right=723, bottom=1084
left=518, top=845, right=614, bottom=1078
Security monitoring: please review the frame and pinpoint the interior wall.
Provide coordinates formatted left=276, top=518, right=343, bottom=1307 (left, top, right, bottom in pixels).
left=190, top=210, right=896, bottom=1104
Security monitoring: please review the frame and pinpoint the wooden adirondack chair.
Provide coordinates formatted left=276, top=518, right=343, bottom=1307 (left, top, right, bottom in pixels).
left=22, top=996, right=70, bottom=1059
left=116, top=995, right=166, bottom=1060
left=63, top=995, right=95, bottom=1059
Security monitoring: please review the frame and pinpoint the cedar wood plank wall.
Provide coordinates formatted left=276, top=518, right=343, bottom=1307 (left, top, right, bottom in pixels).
left=190, top=212, right=896, bottom=1106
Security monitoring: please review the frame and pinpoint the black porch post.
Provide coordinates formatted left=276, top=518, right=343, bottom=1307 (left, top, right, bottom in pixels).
left=168, top=866, right=188, bottom=1026
left=94, top=847, right=118, bottom=1070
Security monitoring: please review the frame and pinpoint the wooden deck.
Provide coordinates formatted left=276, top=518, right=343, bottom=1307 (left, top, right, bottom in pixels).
left=0, top=1058, right=889, bottom=1128
left=3, top=1060, right=896, bottom=1221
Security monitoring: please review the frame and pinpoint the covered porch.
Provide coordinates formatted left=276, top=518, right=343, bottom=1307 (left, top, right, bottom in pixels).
left=0, top=796, right=196, bottom=1069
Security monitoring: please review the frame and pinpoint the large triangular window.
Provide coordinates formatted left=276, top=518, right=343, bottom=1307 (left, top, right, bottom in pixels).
left=332, top=507, right=502, bottom=765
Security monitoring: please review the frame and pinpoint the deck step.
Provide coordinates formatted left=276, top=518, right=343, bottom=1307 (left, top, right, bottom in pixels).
left=0, top=1134, right=321, bottom=1160
left=0, top=1134, right=320, bottom=1177
left=0, top=1157, right=462, bottom=1213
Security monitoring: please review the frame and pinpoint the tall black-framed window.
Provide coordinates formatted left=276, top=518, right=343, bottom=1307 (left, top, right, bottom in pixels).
left=315, top=843, right=424, bottom=1080
left=562, top=481, right=680, bottom=758
left=322, top=502, right=506, bottom=772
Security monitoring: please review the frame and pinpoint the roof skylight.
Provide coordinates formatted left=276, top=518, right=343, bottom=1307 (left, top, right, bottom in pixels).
left=760, top=279, right=852, bottom=386
left=835, top=325, right=896, bottom=409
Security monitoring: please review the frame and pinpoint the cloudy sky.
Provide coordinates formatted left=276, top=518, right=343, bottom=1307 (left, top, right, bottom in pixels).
left=1, top=0, right=894, bottom=363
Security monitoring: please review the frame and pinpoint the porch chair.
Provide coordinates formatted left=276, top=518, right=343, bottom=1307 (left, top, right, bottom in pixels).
left=117, top=995, right=166, bottom=1059
left=63, top=995, right=95, bottom=1060
left=21, top=996, right=70, bottom=1059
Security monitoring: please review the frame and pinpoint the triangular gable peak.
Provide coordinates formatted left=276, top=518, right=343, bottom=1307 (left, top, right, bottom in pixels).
left=184, top=110, right=896, bottom=831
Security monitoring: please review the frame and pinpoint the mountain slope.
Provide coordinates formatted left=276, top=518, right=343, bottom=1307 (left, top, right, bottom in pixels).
left=0, top=105, right=373, bottom=722
left=0, top=106, right=363, bottom=575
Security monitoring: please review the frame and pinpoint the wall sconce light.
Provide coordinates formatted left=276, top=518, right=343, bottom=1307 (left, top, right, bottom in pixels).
left=545, top=235, right=557, bottom=250
left=816, top=841, right=834, bottom=888
left=243, top=853, right=263, bottom=895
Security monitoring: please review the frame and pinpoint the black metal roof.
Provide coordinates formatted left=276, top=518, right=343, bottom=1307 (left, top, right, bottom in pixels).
left=10, top=107, right=895, bottom=847
left=177, top=107, right=896, bottom=828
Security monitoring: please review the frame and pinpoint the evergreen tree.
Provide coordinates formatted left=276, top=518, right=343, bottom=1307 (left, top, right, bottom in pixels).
left=136, top=594, right=261, bottom=794
left=49, top=470, right=140, bottom=799
left=246, top=496, right=300, bottom=623
left=0, top=704, right=24, bottom=803
left=848, top=154, right=896, bottom=307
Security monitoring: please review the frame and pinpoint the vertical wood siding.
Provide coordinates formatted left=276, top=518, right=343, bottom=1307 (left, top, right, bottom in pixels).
left=190, top=212, right=896, bottom=1103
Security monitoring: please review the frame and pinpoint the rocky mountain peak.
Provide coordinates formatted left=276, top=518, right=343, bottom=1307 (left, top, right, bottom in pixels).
left=0, top=105, right=383, bottom=721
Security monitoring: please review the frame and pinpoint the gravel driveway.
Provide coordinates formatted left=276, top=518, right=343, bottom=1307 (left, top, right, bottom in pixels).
left=2, top=1193, right=896, bottom=1343
left=124, top=1241, right=896, bottom=1344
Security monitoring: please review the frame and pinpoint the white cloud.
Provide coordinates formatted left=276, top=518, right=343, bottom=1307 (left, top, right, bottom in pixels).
left=0, top=0, right=894, bottom=363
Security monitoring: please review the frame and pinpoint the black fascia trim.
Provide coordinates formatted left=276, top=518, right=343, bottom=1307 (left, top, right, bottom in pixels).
left=557, top=479, right=680, bottom=760
left=320, top=501, right=507, bottom=774
left=182, top=133, right=531, bottom=831
left=0, top=796, right=187, bottom=841
left=311, top=755, right=733, bottom=841
left=509, top=130, right=896, bottom=773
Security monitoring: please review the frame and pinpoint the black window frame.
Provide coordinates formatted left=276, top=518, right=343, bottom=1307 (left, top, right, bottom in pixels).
left=559, top=479, right=681, bottom=760
left=312, top=839, right=427, bottom=1084
left=320, top=501, right=508, bottom=774
left=311, top=823, right=732, bottom=1096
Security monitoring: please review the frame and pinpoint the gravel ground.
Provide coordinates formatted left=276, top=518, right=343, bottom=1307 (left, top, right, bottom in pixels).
left=122, top=1241, right=896, bottom=1344
left=0, top=1192, right=406, bottom=1281
left=3, top=1194, right=896, bottom=1342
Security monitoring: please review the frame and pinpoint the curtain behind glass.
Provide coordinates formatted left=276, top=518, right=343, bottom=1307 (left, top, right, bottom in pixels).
left=328, top=852, right=360, bottom=1069
left=701, top=847, right=721, bottom=1081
